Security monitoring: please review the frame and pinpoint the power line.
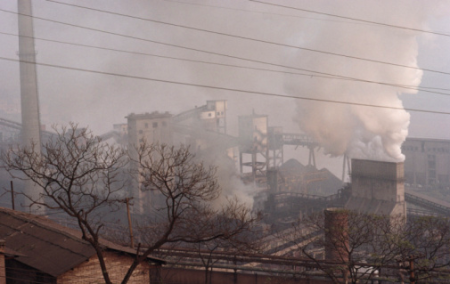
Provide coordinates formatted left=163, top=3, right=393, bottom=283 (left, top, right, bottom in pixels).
left=1, top=8, right=318, bottom=72
left=0, top=30, right=322, bottom=77
left=249, top=0, right=450, bottom=38
left=2, top=31, right=448, bottom=95
left=42, top=0, right=450, bottom=77
left=2, top=11, right=450, bottom=99
left=1, top=56, right=450, bottom=116
left=161, top=0, right=365, bottom=25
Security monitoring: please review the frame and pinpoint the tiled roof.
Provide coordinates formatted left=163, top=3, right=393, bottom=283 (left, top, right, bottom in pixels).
left=0, top=207, right=164, bottom=277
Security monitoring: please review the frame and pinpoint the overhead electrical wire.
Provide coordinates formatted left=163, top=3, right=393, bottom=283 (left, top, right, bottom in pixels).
left=161, top=0, right=365, bottom=25
left=2, top=10, right=450, bottom=98
left=41, top=0, right=450, bottom=77
left=2, top=30, right=448, bottom=95
left=249, top=0, right=450, bottom=38
left=2, top=56, right=450, bottom=116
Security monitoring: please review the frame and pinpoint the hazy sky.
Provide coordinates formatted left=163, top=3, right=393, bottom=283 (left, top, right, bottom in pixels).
left=1, top=0, right=450, bottom=170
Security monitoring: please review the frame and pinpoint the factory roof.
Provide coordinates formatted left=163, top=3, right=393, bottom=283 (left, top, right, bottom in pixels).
left=0, top=207, right=164, bottom=277
left=345, top=197, right=397, bottom=216
left=126, top=111, right=172, bottom=120
left=405, top=137, right=450, bottom=143
left=238, top=113, right=268, bottom=119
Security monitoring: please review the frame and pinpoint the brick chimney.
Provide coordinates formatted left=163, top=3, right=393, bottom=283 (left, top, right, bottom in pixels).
left=324, top=208, right=349, bottom=263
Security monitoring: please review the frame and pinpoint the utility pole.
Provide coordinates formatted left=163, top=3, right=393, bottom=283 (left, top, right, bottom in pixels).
left=399, top=255, right=418, bottom=284
left=409, top=256, right=416, bottom=284
left=17, top=0, right=43, bottom=213
left=10, top=181, right=15, bottom=210
left=125, top=198, right=134, bottom=248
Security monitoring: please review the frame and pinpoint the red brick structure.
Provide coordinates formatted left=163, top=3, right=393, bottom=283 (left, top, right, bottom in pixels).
left=0, top=207, right=164, bottom=283
left=58, top=251, right=152, bottom=284
left=160, top=267, right=332, bottom=284
left=324, top=208, right=349, bottom=263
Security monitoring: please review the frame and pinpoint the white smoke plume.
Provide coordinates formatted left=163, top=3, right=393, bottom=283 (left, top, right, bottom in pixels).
left=286, top=0, right=441, bottom=162
left=182, top=120, right=259, bottom=209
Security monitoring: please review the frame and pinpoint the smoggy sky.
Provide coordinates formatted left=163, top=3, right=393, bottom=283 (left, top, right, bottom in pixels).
left=1, top=0, right=450, bottom=163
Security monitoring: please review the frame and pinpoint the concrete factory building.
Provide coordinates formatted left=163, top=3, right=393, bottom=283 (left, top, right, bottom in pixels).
left=345, top=159, right=406, bottom=219
left=126, top=112, right=173, bottom=213
left=174, top=100, right=227, bottom=134
left=402, top=137, right=450, bottom=189
left=127, top=112, right=173, bottom=147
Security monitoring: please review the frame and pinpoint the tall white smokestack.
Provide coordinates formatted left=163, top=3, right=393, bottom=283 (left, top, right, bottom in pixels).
left=18, top=0, right=43, bottom=212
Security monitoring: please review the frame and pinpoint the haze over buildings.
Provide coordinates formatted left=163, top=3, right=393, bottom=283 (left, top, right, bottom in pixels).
left=3, top=3, right=450, bottom=283
left=1, top=0, right=450, bottom=201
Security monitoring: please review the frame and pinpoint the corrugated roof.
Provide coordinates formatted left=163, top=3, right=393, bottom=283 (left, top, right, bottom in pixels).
left=0, top=207, right=164, bottom=277
left=345, top=197, right=396, bottom=215
left=0, top=208, right=93, bottom=277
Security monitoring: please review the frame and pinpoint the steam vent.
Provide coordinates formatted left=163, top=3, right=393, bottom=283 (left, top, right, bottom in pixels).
left=345, top=159, right=406, bottom=218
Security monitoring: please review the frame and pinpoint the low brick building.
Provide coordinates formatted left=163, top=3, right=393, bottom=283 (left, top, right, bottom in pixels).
left=0, top=207, right=164, bottom=283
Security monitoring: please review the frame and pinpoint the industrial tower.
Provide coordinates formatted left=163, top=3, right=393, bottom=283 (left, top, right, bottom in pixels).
left=18, top=0, right=43, bottom=212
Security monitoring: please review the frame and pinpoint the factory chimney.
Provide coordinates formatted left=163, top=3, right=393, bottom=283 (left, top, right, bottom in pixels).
left=345, top=159, right=406, bottom=220
left=324, top=208, right=349, bottom=263
left=18, top=0, right=43, bottom=212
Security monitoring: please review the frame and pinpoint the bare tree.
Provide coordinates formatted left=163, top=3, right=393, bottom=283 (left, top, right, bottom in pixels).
left=1, top=124, right=256, bottom=284
left=186, top=220, right=262, bottom=284
left=288, top=210, right=404, bottom=284
left=395, top=216, right=450, bottom=283
left=129, top=142, right=256, bottom=283
left=285, top=210, right=450, bottom=284
left=1, top=124, right=128, bottom=283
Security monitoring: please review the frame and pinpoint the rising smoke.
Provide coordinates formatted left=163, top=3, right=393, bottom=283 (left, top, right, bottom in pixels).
left=184, top=119, right=258, bottom=209
left=286, top=0, right=441, bottom=162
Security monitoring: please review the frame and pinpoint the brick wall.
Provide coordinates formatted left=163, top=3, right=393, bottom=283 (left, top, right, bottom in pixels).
left=160, top=267, right=332, bottom=284
left=0, top=240, right=5, bottom=284
left=57, top=250, right=151, bottom=284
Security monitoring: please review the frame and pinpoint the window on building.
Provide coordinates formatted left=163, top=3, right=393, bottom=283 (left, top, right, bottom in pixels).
left=145, top=123, right=148, bottom=128
left=153, top=122, right=158, bottom=128
left=139, top=130, right=143, bottom=134
left=162, top=121, right=167, bottom=127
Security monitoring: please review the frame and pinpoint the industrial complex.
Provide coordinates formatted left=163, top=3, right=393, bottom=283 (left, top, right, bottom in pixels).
left=1, top=1, right=450, bottom=283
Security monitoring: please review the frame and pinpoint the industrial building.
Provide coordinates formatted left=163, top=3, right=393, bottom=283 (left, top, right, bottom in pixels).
left=1, top=2, right=449, bottom=282
left=402, top=137, right=450, bottom=189
left=345, top=159, right=406, bottom=219
left=2, top=98, right=450, bottom=222
left=127, top=112, right=173, bottom=147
